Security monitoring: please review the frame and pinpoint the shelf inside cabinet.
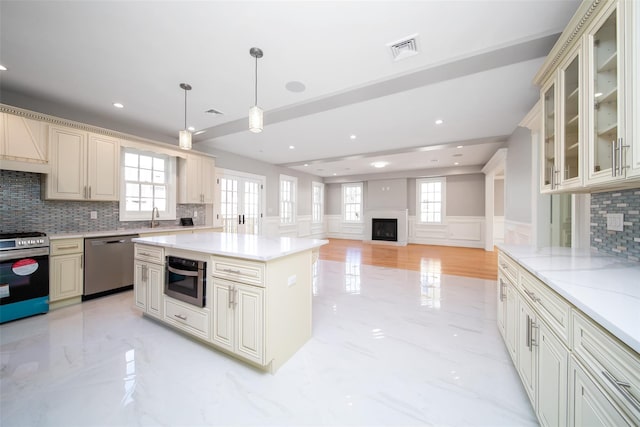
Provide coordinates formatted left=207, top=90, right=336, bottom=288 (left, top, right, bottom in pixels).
left=597, top=51, right=617, bottom=73
left=597, top=123, right=617, bottom=138
left=566, top=114, right=579, bottom=126
left=566, top=142, right=579, bottom=151
left=597, top=87, right=618, bottom=104
left=567, top=87, right=579, bottom=100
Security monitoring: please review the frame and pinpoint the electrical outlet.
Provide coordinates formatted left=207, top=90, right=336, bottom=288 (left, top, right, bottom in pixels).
left=193, top=211, right=198, bottom=218
left=606, top=213, right=624, bottom=231
left=90, top=211, right=98, bottom=220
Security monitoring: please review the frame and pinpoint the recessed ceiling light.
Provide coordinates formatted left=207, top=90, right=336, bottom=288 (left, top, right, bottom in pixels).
left=371, top=161, right=389, bottom=168
left=454, top=162, right=460, bottom=166
left=113, top=102, right=124, bottom=109
left=289, top=145, right=295, bottom=149
left=304, top=163, right=309, bottom=167
left=0, top=65, right=7, bottom=71
left=333, top=173, right=337, bottom=176
left=435, top=119, right=444, bottom=125
left=188, top=126, right=195, bottom=132
left=457, top=145, right=463, bottom=149
left=350, top=134, right=357, bottom=140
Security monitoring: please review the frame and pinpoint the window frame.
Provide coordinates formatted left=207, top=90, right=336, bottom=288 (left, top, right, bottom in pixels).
left=416, top=177, right=446, bottom=224
left=279, top=174, right=298, bottom=225
left=312, top=181, right=324, bottom=224
left=342, top=182, right=363, bottom=223
left=119, top=148, right=177, bottom=221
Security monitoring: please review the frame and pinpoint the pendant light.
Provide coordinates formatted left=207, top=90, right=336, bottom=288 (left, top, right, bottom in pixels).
left=179, top=83, right=192, bottom=150
left=249, top=47, right=264, bottom=133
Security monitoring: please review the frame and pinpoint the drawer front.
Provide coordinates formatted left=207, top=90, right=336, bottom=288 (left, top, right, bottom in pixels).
left=164, top=298, right=210, bottom=340
left=572, top=311, right=640, bottom=423
left=498, top=251, right=518, bottom=284
left=520, top=269, right=571, bottom=346
left=134, top=244, right=164, bottom=264
left=211, top=256, right=264, bottom=286
left=50, top=238, right=83, bottom=255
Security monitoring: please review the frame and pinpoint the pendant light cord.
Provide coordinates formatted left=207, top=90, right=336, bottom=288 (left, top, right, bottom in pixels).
left=254, top=55, right=258, bottom=106
left=184, top=88, right=188, bottom=130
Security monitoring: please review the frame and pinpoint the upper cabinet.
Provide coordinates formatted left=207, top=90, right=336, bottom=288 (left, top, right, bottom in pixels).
left=45, top=125, right=120, bottom=201
left=0, top=112, right=50, bottom=173
left=177, top=154, right=215, bottom=204
left=534, top=0, right=639, bottom=193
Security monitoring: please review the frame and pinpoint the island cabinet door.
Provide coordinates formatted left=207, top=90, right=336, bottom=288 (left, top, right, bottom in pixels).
left=235, top=284, right=264, bottom=366
left=211, top=278, right=234, bottom=353
left=134, top=261, right=147, bottom=311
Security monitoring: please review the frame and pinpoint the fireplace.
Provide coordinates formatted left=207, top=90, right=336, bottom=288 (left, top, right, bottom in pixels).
left=372, top=218, right=398, bottom=242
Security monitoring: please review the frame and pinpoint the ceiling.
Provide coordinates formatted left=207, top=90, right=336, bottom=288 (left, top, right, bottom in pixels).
left=0, top=1, right=581, bottom=180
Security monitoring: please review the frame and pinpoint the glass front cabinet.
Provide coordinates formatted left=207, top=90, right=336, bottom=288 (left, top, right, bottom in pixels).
left=534, top=0, right=638, bottom=192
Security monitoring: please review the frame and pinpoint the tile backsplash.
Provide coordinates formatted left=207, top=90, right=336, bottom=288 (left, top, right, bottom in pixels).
left=591, top=188, right=640, bottom=262
left=1, top=170, right=206, bottom=234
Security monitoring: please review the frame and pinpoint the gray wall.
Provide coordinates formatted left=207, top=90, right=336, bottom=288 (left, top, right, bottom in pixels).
left=201, top=147, right=321, bottom=217
left=366, top=178, right=407, bottom=210
left=330, top=173, right=484, bottom=217
left=505, top=126, right=533, bottom=223
left=495, top=178, right=505, bottom=216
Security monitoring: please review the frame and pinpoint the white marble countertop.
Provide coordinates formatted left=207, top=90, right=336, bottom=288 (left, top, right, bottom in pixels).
left=133, top=232, right=328, bottom=262
left=49, top=225, right=218, bottom=240
left=497, top=244, right=640, bottom=354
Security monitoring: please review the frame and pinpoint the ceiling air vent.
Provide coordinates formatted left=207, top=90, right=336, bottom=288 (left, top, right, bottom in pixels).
left=205, top=108, right=224, bottom=115
left=387, top=34, right=419, bottom=61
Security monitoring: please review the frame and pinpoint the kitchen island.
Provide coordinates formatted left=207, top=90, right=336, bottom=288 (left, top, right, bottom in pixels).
left=132, top=232, right=327, bottom=373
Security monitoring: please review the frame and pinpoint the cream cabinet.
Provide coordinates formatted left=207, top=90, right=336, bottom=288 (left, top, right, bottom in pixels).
left=178, top=154, right=215, bottom=204
left=49, top=238, right=83, bottom=306
left=211, top=277, right=265, bottom=365
left=497, top=273, right=517, bottom=363
left=133, top=245, right=164, bottom=320
left=497, top=249, right=639, bottom=426
left=534, top=0, right=639, bottom=192
left=0, top=112, right=50, bottom=173
left=45, top=125, right=120, bottom=201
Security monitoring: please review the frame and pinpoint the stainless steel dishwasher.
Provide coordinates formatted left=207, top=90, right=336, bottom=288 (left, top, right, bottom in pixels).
left=83, top=234, right=139, bottom=299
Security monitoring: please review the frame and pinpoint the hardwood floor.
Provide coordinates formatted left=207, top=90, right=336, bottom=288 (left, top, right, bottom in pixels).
left=319, top=239, right=498, bottom=280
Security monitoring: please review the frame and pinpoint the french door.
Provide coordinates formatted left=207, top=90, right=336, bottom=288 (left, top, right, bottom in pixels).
left=216, top=169, right=264, bottom=234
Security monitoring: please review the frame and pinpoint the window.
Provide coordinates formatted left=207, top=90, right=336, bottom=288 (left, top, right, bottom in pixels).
left=342, top=182, right=363, bottom=222
left=417, top=177, right=446, bottom=224
left=120, top=149, right=176, bottom=221
left=312, top=182, right=324, bottom=224
left=280, top=174, right=297, bottom=224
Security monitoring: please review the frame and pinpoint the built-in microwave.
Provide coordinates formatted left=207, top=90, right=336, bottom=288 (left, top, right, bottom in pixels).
left=165, top=256, right=206, bottom=307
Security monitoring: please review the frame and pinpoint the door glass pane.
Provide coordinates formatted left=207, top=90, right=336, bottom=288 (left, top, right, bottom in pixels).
left=550, top=194, right=572, bottom=247
left=592, top=10, right=618, bottom=173
left=563, top=55, right=580, bottom=180
left=544, top=84, right=556, bottom=186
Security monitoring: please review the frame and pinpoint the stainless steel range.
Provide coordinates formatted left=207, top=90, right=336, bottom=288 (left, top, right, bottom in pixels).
left=0, top=232, right=50, bottom=323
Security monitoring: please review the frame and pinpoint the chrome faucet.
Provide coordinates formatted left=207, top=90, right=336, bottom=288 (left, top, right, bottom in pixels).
left=151, top=207, right=159, bottom=228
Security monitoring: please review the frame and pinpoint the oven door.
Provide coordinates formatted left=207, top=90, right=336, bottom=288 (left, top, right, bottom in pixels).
left=0, top=248, right=50, bottom=322
left=164, top=256, right=205, bottom=307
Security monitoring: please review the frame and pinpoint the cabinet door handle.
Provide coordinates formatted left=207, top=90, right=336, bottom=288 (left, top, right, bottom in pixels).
left=80, top=254, right=83, bottom=270
left=57, top=245, right=79, bottom=250
left=526, top=315, right=531, bottom=350
left=89, top=186, right=92, bottom=199
left=234, top=289, right=238, bottom=308
left=228, top=285, right=234, bottom=308
left=530, top=320, right=538, bottom=348
left=499, top=279, right=505, bottom=302
left=602, top=370, right=640, bottom=412
left=611, top=140, right=617, bottom=177
left=174, top=314, right=187, bottom=321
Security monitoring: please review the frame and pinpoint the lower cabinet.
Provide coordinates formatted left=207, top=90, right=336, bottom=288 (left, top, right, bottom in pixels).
left=134, top=259, right=163, bottom=319
left=569, top=357, right=634, bottom=426
left=49, top=238, right=84, bottom=306
left=498, top=250, right=638, bottom=426
left=163, top=297, right=210, bottom=341
left=212, top=277, right=265, bottom=366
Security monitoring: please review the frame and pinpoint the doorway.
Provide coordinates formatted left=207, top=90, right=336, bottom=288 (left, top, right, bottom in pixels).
left=216, top=169, right=265, bottom=234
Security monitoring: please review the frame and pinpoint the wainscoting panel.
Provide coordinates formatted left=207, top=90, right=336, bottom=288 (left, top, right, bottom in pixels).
left=262, top=215, right=326, bottom=239
left=325, top=214, right=365, bottom=240
left=409, top=216, right=485, bottom=248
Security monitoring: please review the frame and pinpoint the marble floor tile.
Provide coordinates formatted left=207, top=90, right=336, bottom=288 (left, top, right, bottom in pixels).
left=1, top=260, right=536, bottom=426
